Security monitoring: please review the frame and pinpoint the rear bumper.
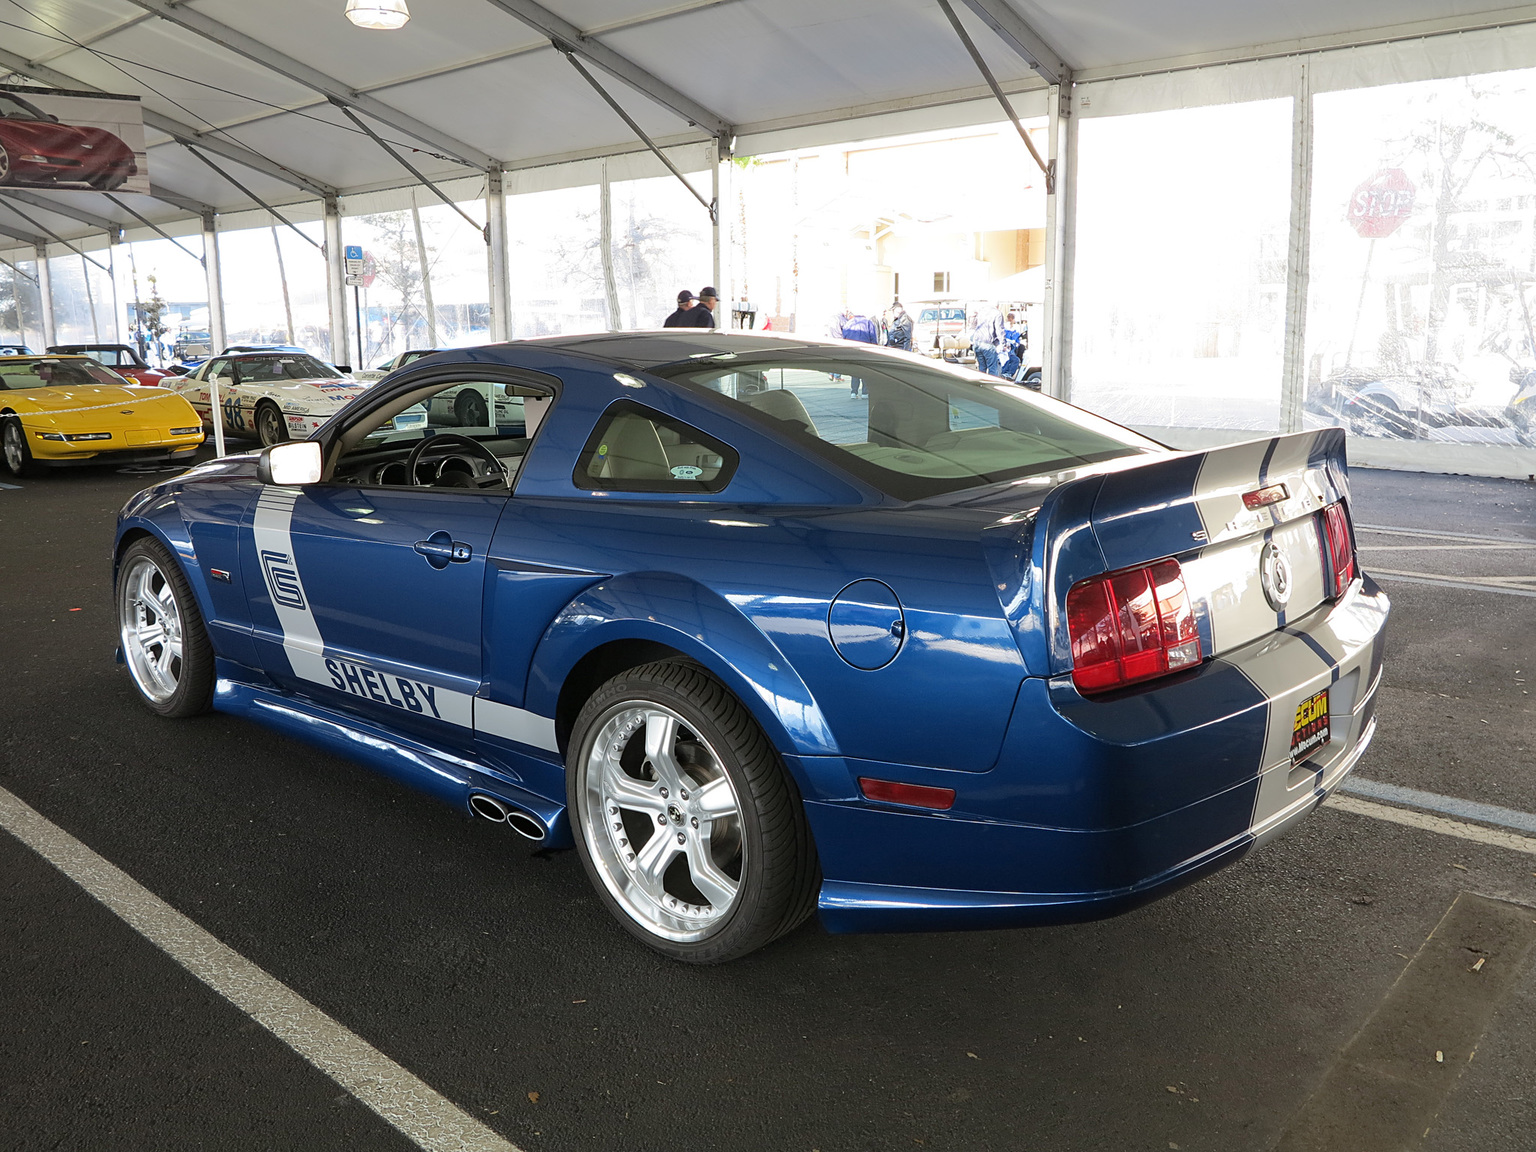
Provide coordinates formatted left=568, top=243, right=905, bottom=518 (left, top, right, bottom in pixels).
left=808, top=576, right=1389, bottom=933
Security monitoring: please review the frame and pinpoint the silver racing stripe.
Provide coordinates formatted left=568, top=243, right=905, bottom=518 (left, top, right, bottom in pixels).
left=251, top=486, right=333, bottom=691
left=250, top=485, right=557, bottom=751
left=1229, top=588, right=1389, bottom=842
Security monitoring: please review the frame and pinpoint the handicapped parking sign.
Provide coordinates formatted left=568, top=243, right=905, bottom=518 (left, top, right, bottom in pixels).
left=344, top=245, right=363, bottom=261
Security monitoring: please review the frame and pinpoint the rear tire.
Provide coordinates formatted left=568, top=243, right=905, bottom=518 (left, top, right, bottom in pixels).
left=568, top=660, right=820, bottom=963
left=454, top=389, right=489, bottom=427
left=2, top=416, right=41, bottom=477
left=116, top=537, right=215, bottom=718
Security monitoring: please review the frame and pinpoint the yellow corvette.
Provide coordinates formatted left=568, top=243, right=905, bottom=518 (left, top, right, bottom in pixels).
left=1, top=355, right=204, bottom=477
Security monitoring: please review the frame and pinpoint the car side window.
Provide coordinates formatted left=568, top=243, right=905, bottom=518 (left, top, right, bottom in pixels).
left=574, top=400, right=737, bottom=494
left=329, top=378, right=555, bottom=490
left=205, top=359, right=231, bottom=383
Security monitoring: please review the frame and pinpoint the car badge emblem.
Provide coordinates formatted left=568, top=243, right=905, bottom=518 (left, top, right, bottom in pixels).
left=1259, top=540, right=1292, bottom=612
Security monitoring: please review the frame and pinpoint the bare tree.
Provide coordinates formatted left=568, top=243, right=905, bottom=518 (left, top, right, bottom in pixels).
left=1395, top=81, right=1536, bottom=361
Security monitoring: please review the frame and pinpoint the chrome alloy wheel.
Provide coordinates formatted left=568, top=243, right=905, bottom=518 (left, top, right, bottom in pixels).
left=118, top=553, right=185, bottom=704
left=2, top=420, right=24, bottom=473
left=579, top=703, right=745, bottom=943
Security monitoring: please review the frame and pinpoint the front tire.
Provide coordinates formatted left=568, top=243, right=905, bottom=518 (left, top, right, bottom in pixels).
left=2, top=416, right=40, bottom=477
left=116, top=537, right=215, bottom=718
left=568, top=661, right=819, bottom=963
left=255, top=400, right=288, bottom=447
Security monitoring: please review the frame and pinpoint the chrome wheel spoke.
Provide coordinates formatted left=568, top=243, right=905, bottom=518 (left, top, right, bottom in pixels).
left=683, top=837, right=738, bottom=909
left=603, top=764, right=667, bottom=816
left=643, top=711, right=686, bottom=791
left=632, top=827, right=679, bottom=899
left=695, top=776, right=736, bottom=820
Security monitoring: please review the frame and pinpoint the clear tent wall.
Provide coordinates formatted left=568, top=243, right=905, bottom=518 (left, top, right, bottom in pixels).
left=1062, top=23, right=1536, bottom=479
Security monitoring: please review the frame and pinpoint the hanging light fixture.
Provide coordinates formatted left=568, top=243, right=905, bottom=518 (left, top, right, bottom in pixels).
left=345, top=0, right=410, bottom=30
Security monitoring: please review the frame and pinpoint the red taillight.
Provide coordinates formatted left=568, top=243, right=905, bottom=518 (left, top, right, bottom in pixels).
left=1065, top=558, right=1202, bottom=695
left=858, top=777, right=956, bottom=810
left=1320, top=502, right=1356, bottom=597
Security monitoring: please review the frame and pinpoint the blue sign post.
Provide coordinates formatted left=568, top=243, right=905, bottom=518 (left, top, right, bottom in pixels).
left=344, top=245, right=366, bottom=371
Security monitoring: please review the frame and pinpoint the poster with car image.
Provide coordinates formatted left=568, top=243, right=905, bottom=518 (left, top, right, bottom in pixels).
left=0, top=84, right=148, bottom=194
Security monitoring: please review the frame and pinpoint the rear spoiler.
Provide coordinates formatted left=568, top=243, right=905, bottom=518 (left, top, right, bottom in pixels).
left=1002, top=429, right=1350, bottom=675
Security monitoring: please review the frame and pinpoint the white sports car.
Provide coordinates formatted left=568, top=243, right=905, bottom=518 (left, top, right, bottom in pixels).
left=169, top=352, right=420, bottom=446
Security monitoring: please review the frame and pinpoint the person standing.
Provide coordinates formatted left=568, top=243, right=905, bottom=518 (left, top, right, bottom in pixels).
left=687, top=287, right=720, bottom=328
left=970, top=304, right=1005, bottom=377
left=999, top=312, right=1025, bottom=378
left=840, top=308, right=878, bottom=397
left=887, top=302, right=914, bottom=351
left=663, top=290, right=697, bottom=327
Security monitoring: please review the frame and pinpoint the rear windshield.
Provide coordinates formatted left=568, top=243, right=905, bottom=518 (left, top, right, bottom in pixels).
left=0, top=358, right=127, bottom=390
left=918, top=308, right=966, bottom=323
left=658, top=349, right=1158, bottom=500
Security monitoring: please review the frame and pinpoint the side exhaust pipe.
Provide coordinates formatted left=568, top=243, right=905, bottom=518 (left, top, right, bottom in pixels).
left=469, top=793, right=548, bottom=842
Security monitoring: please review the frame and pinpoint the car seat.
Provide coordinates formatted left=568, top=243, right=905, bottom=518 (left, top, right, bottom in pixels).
left=596, top=412, right=671, bottom=480
left=748, top=388, right=819, bottom=436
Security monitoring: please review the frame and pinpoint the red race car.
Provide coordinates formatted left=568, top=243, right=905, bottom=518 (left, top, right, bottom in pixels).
left=49, top=344, right=172, bottom=387
left=0, top=90, right=136, bottom=191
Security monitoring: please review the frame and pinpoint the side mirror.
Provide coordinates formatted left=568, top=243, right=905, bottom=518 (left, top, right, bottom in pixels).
left=334, top=364, right=352, bottom=374
left=257, top=440, right=323, bottom=486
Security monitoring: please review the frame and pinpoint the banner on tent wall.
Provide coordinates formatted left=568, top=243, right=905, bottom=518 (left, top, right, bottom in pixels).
left=0, top=84, right=148, bottom=195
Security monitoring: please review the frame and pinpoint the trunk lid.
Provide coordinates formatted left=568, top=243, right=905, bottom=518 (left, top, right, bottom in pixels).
left=979, top=429, right=1351, bottom=676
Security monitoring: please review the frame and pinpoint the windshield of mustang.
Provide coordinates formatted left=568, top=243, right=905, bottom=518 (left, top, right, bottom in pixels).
left=660, top=349, right=1159, bottom=499
left=0, top=357, right=128, bottom=390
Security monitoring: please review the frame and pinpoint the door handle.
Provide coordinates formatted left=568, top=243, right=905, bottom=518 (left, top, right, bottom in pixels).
left=413, top=531, right=472, bottom=569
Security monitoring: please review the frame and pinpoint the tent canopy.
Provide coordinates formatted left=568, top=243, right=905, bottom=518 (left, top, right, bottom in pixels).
left=2, top=0, right=1534, bottom=248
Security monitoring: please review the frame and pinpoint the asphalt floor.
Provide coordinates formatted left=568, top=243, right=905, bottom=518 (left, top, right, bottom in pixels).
left=1, top=453, right=1534, bottom=1152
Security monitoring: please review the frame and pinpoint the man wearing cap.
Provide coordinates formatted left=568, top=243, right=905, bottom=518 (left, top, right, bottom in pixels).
left=687, top=287, right=720, bottom=328
left=663, top=290, right=698, bottom=327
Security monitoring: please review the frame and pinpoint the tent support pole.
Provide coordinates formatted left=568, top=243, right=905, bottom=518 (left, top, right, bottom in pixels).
left=36, top=244, right=56, bottom=348
left=485, top=169, right=511, bottom=342
left=1280, top=62, right=1314, bottom=434
left=323, top=197, right=350, bottom=365
left=203, top=212, right=226, bottom=355
left=559, top=48, right=716, bottom=224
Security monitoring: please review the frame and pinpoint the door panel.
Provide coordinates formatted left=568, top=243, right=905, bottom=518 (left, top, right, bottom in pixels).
left=244, top=482, right=507, bottom=748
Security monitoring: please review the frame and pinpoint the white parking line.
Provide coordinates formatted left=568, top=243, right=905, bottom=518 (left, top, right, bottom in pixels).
left=0, top=785, right=521, bottom=1152
left=1356, top=524, right=1535, bottom=545
left=1325, top=794, right=1536, bottom=856
left=1341, top=777, right=1536, bottom=834
left=1368, top=570, right=1536, bottom=598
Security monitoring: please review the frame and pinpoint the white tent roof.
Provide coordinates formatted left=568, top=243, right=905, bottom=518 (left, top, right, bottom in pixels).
left=2, top=0, right=1534, bottom=250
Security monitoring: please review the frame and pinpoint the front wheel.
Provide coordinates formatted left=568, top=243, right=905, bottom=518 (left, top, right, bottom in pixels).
left=116, top=537, right=215, bottom=718
left=568, top=661, right=819, bottom=963
left=2, top=416, right=40, bottom=477
left=255, top=400, right=288, bottom=447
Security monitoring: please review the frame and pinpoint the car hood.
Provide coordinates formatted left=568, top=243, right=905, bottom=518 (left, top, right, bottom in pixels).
left=0, top=119, right=130, bottom=156
left=11, top=385, right=190, bottom=423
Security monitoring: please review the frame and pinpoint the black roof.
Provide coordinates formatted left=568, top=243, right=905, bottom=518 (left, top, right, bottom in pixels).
left=517, top=329, right=829, bottom=369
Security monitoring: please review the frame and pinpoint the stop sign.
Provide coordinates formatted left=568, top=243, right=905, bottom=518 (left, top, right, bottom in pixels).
left=1347, top=168, right=1416, bottom=238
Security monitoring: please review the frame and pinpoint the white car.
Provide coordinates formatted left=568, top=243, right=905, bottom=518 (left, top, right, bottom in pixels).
left=170, top=352, right=419, bottom=446
left=352, top=347, right=447, bottom=383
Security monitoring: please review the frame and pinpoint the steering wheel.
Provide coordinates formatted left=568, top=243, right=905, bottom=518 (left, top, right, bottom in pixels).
left=402, top=433, right=509, bottom=488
